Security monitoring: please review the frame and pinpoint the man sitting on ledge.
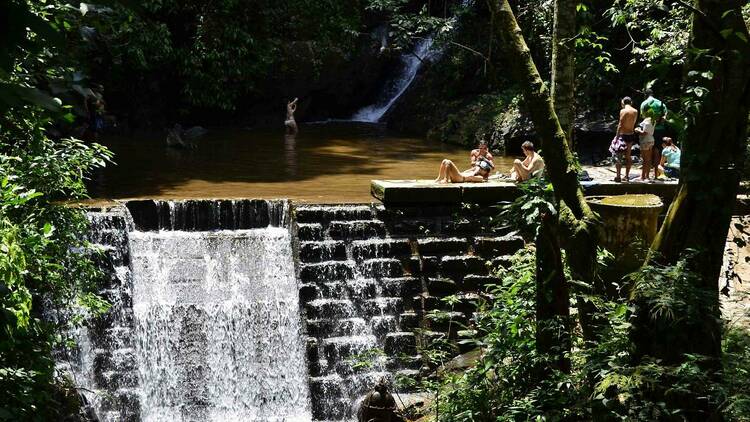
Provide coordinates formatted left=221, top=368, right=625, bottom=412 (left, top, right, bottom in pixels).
left=510, top=141, right=545, bottom=182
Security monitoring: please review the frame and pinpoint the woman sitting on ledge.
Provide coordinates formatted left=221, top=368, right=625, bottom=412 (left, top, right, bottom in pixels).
left=510, top=141, right=545, bottom=182
left=434, top=158, right=490, bottom=183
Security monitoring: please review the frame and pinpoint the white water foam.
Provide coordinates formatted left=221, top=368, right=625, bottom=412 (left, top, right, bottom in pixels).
left=129, top=228, right=311, bottom=422
left=350, top=37, right=435, bottom=123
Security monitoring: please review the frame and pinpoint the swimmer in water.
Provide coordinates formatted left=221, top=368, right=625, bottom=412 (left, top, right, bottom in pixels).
left=285, top=98, right=298, bottom=135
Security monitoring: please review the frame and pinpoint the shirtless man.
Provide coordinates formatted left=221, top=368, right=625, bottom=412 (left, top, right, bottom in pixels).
left=614, top=96, right=638, bottom=182
left=470, top=140, right=494, bottom=170
left=285, top=98, right=298, bottom=135
left=510, top=141, right=545, bottom=182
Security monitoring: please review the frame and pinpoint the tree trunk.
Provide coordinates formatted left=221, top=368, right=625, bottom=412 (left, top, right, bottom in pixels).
left=488, top=0, right=602, bottom=343
left=641, top=0, right=750, bottom=363
left=535, top=211, right=571, bottom=374
left=550, top=0, right=576, bottom=147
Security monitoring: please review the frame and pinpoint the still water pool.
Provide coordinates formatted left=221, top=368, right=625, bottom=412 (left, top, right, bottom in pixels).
left=89, top=123, right=515, bottom=203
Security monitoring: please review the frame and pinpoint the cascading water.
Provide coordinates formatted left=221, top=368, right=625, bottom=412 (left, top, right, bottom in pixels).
left=129, top=228, right=310, bottom=421
left=350, top=37, right=434, bottom=123
left=74, top=200, right=312, bottom=422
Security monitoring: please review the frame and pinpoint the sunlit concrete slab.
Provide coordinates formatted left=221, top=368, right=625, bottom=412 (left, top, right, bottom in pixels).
left=371, top=178, right=680, bottom=205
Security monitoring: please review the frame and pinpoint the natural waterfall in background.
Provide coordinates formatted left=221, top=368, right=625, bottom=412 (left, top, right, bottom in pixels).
left=350, top=37, right=434, bottom=123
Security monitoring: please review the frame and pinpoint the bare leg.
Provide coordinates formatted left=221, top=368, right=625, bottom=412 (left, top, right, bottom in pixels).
left=640, top=148, right=651, bottom=180
left=435, top=159, right=450, bottom=182
left=652, top=148, right=661, bottom=179
left=443, top=160, right=465, bottom=183
left=615, top=160, right=622, bottom=181
left=512, top=161, right=530, bottom=181
left=624, top=143, right=632, bottom=180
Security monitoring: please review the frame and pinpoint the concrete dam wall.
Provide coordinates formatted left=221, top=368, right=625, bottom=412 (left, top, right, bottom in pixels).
left=73, top=200, right=524, bottom=421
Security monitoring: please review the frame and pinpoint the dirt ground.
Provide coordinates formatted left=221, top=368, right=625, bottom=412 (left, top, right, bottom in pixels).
left=721, top=216, right=750, bottom=329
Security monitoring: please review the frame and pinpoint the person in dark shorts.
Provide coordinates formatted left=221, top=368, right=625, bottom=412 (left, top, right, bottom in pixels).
left=613, top=97, right=638, bottom=182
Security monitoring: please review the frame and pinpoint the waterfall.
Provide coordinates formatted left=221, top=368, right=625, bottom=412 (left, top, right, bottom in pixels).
left=74, top=201, right=312, bottom=422
left=350, top=37, right=434, bottom=123
left=129, top=228, right=310, bottom=421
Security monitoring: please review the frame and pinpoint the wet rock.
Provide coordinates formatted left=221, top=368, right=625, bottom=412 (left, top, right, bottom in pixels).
left=297, top=223, right=325, bottom=241
left=299, top=262, right=354, bottom=283
left=329, top=220, right=386, bottom=240
left=384, top=332, right=416, bottom=355
left=473, top=235, right=525, bottom=257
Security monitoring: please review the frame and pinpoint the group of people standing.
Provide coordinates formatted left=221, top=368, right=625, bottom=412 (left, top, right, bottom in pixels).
left=611, top=90, right=681, bottom=182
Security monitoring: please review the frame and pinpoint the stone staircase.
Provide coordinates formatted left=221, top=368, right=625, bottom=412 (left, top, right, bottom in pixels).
left=294, top=204, right=524, bottom=420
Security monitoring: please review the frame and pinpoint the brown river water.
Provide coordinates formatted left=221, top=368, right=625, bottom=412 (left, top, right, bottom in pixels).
left=88, top=123, right=516, bottom=203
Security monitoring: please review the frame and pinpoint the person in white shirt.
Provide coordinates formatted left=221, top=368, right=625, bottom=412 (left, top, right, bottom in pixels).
left=635, top=116, right=655, bottom=181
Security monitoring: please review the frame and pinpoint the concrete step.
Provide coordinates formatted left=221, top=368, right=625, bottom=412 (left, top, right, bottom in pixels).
left=417, top=237, right=469, bottom=255
left=305, top=299, right=355, bottom=319
left=384, top=332, right=417, bottom=355
left=299, top=261, right=354, bottom=283
left=297, top=223, right=324, bottom=241
left=357, top=258, right=404, bottom=278
left=295, top=205, right=374, bottom=223
left=473, top=235, right=525, bottom=257
left=328, top=220, right=386, bottom=240
left=299, top=240, right=347, bottom=263
left=351, top=239, right=412, bottom=260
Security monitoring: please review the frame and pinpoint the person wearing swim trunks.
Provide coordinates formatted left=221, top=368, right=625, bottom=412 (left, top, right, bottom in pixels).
left=434, top=158, right=488, bottom=183
left=510, top=141, right=545, bottom=182
left=613, top=96, right=638, bottom=182
left=635, top=116, right=655, bottom=181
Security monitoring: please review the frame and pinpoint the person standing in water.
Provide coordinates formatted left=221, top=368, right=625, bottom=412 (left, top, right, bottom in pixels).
left=285, top=98, right=298, bottom=135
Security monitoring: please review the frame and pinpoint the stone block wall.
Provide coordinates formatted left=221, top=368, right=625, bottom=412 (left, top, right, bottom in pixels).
left=293, top=203, right=525, bottom=420
left=77, top=200, right=526, bottom=421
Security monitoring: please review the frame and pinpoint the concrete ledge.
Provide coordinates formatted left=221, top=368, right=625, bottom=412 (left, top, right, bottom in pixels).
left=372, top=179, right=680, bottom=206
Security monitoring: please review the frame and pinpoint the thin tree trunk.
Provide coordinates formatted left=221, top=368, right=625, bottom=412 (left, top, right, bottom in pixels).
left=488, top=0, right=601, bottom=343
left=551, top=0, right=576, bottom=147
left=535, top=211, right=571, bottom=374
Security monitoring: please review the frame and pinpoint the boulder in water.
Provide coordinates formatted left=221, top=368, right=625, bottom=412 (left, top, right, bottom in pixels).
left=166, top=124, right=207, bottom=149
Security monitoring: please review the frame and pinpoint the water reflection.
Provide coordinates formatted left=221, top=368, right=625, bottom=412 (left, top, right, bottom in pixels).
left=284, top=134, right=297, bottom=178
left=89, top=123, right=514, bottom=203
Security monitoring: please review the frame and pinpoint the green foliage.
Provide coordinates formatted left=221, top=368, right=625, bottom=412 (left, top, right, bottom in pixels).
left=416, top=247, right=750, bottom=421
left=84, top=0, right=365, bottom=112
left=347, top=347, right=387, bottom=371
left=1, top=1, right=115, bottom=419
left=0, top=115, right=113, bottom=420
left=500, top=177, right=557, bottom=238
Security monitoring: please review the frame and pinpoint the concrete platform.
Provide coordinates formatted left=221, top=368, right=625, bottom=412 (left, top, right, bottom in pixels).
left=371, top=179, right=680, bottom=205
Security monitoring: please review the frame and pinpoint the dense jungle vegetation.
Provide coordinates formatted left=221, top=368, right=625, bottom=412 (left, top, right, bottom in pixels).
left=1, top=0, right=750, bottom=421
